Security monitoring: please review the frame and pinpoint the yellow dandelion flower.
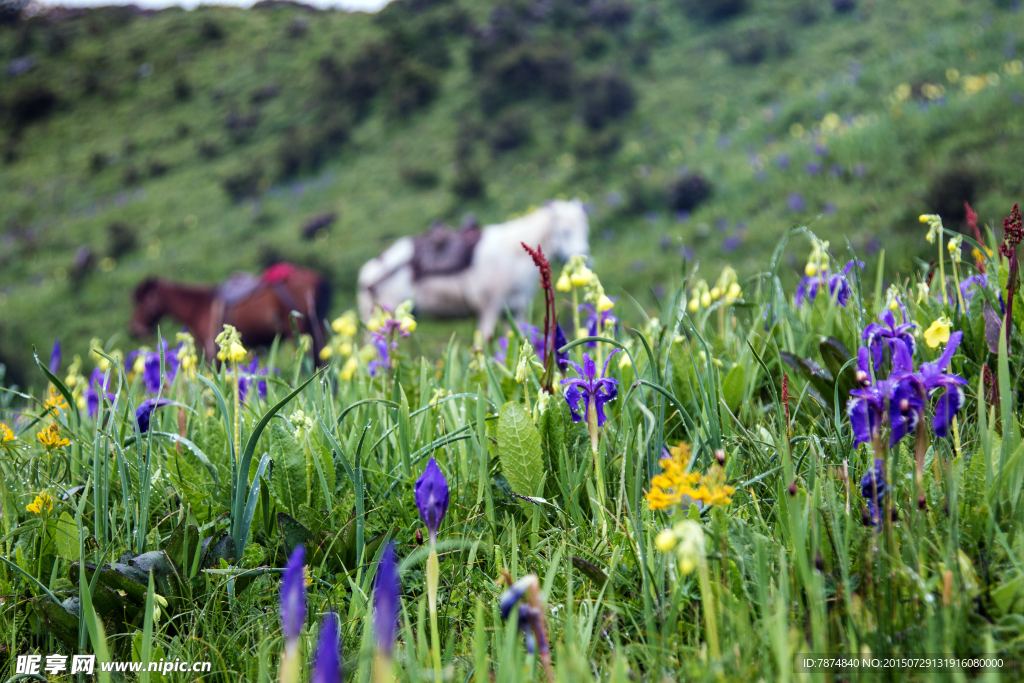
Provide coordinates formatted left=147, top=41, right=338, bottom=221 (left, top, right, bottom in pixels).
left=44, top=386, right=68, bottom=415
left=646, top=442, right=702, bottom=511
left=1, top=422, right=14, bottom=443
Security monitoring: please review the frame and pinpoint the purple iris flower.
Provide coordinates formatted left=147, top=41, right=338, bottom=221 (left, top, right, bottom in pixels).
left=414, top=457, right=449, bottom=543
left=863, top=307, right=916, bottom=373
left=494, top=337, right=510, bottom=363
left=311, top=614, right=341, bottom=683
left=49, top=340, right=61, bottom=375
left=795, top=260, right=861, bottom=308
left=890, top=331, right=968, bottom=440
left=848, top=347, right=892, bottom=447
left=554, top=324, right=569, bottom=373
left=127, top=341, right=181, bottom=394
left=499, top=577, right=548, bottom=657
left=237, top=358, right=269, bottom=403
left=135, top=398, right=173, bottom=434
left=578, top=303, right=618, bottom=348
left=563, top=351, right=620, bottom=427
left=280, top=545, right=306, bottom=646
left=367, top=332, right=391, bottom=377
left=860, top=458, right=887, bottom=527
left=374, top=542, right=400, bottom=657
left=960, top=274, right=988, bottom=303
left=84, top=368, right=115, bottom=419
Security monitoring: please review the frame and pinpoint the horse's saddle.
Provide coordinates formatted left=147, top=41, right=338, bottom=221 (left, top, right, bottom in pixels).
left=410, top=220, right=482, bottom=280
left=217, top=272, right=263, bottom=305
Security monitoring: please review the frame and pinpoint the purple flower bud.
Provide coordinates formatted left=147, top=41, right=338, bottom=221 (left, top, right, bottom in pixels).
left=414, top=457, right=449, bottom=542
left=554, top=324, right=569, bottom=373
left=311, top=613, right=342, bottom=683
left=136, top=398, right=173, bottom=434
left=280, top=545, right=306, bottom=645
left=49, top=340, right=61, bottom=375
left=374, top=542, right=400, bottom=657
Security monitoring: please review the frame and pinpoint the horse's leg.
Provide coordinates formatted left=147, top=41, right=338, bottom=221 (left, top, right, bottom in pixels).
left=478, top=298, right=501, bottom=342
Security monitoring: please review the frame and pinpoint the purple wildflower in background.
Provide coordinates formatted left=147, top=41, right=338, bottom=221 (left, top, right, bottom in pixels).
left=554, top=324, right=569, bottom=373
left=84, top=368, right=115, bottom=419
left=499, top=576, right=549, bottom=657
left=374, top=542, right=400, bottom=657
left=678, top=245, right=695, bottom=260
left=814, top=142, right=828, bottom=156
left=237, top=358, right=269, bottom=403
left=863, top=307, right=917, bottom=373
left=675, top=210, right=691, bottom=223
left=127, top=341, right=181, bottom=394
left=563, top=351, right=620, bottom=427
left=135, top=398, right=173, bottom=434
left=415, top=457, right=450, bottom=543
left=860, top=459, right=888, bottom=527
left=853, top=163, right=867, bottom=178
left=280, top=545, right=306, bottom=646
left=806, top=161, right=822, bottom=176
left=49, top=340, right=61, bottom=375
left=823, top=202, right=837, bottom=215
left=367, top=332, right=391, bottom=377
left=519, top=323, right=545, bottom=361
left=645, top=211, right=659, bottom=225
left=579, top=303, right=618, bottom=347
left=829, top=164, right=844, bottom=178
left=311, top=614, right=341, bottom=683
left=722, top=236, right=741, bottom=253
left=494, top=337, right=510, bottom=364
left=659, top=235, right=673, bottom=250
left=605, top=191, right=622, bottom=207
left=776, top=153, right=791, bottom=170
left=959, top=273, right=998, bottom=307
left=715, top=217, right=729, bottom=232
left=788, top=192, right=807, bottom=212
left=794, top=260, right=861, bottom=308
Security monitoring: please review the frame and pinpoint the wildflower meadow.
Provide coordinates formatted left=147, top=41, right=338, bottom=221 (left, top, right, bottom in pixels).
left=5, top=203, right=1024, bottom=682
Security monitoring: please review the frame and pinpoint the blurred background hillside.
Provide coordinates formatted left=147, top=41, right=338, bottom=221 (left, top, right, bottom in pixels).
left=1, top=0, right=1023, bottom=385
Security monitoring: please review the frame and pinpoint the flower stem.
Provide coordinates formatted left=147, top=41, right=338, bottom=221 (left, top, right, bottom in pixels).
left=427, top=545, right=443, bottom=683
left=698, top=554, right=720, bottom=661
left=937, top=235, right=947, bottom=308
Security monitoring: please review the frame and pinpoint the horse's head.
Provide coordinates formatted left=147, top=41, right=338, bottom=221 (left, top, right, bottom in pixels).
left=129, top=277, right=164, bottom=338
left=546, top=199, right=590, bottom=260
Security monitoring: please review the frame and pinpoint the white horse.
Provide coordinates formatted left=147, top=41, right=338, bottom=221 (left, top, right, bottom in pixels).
left=358, top=199, right=590, bottom=338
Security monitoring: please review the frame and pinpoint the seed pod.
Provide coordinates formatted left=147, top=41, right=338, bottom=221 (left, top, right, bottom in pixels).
left=917, top=492, right=927, bottom=510
left=861, top=506, right=873, bottom=527
left=788, top=480, right=798, bottom=497
left=415, top=528, right=424, bottom=546
left=715, top=449, right=726, bottom=466
left=890, top=506, right=899, bottom=522
left=814, top=551, right=824, bottom=572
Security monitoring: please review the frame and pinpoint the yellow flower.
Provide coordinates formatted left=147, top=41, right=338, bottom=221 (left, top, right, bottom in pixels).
left=947, top=235, right=963, bottom=263
left=571, top=265, right=595, bottom=287
left=655, top=529, right=677, bottom=552
left=596, top=294, right=614, bottom=312
left=700, top=291, right=712, bottom=307
left=919, top=214, right=943, bottom=244
left=37, top=422, right=70, bottom=449
left=132, top=347, right=151, bottom=375
left=805, top=262, right=818, bottom=277
left=710, top=286, right=721, bottom=300
left=319, top=345, right=333, bottom=360
left=672, top=520, right=705, bottom=575
left=339, top=356, right=359, bottom=381
left=0, top=422, right=14, bottom=443
left=916, top=281, right=930, bottom=304
left=646, top=443, right=702, bottom=510
left=215, top=325, right=247, bottom=363
left=694, top=464, right=735, bottom=507
left=924, top=317, right=952, bottom=349
left=330, top=310, right=359, bottom=338
left=400, top=315, right=417, bottom=333
left=26, top=489, right=54, bottom=515
left=556, top=273, right=572, bottom=292
left=44, top=386, right=68, bottom=416
left=176, top=332, right=198, bottom=374
left=724, top=282, right=742, bottom=303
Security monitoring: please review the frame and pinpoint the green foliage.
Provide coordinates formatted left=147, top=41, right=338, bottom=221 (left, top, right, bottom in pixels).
left=496, top=400, right=545, bottom=497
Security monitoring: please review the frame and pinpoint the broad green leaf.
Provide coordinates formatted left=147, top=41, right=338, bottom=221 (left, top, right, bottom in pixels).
left=721, top=364, right=746, bottom=413
left=54, top=512, right=80, bottom=561
left=269, top=423, right=308, bottom=517
left=496, top=401, right=545, bottom=497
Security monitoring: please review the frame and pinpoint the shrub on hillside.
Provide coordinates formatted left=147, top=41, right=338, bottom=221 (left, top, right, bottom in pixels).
left=480, top=44, right=575, bottom=113
left=451, top=163, right=485, bottom=200
left=925, top=168, right=980, bottom=226
left=581, top=71, right=635, bottom=130
left=490, top=110, right=531, bottom=153
left=680, top=0, right=747, bottom=22
left=0, top=0, right=28, bottom=25
left=276, top=115, right=350, bottom=179
left=199, top=18, right=225, bottom=42
left=386, top=62, right=440, bottom=118
left=401, top=164, right=440, bottom=189
left=106, top=222, right=138, bottom=258
left=146, top=158, right=169, bottom=177
left=573, top=127, right=622, bottom=159
left=10, top=87, right=58, bottom=128
left=668, top=171, right=714, bottom=211
left=832, top=0, right=856, bottom=13
left=221, top=163, right=264, bottom=202
left=588, top=1, right=635, bottom=30
left=722, top=29, right=792, bottom=65
left=196, top=138, right=221, bottom=160
left=173, top=76, right=193, bottom=101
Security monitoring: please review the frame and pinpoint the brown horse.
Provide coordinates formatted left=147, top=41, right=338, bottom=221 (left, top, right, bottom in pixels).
left=129, top=266, right=331, bottom=366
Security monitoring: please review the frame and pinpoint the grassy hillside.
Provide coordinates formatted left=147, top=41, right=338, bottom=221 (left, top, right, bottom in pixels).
left=2, top=0, right=1023, bottom=383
